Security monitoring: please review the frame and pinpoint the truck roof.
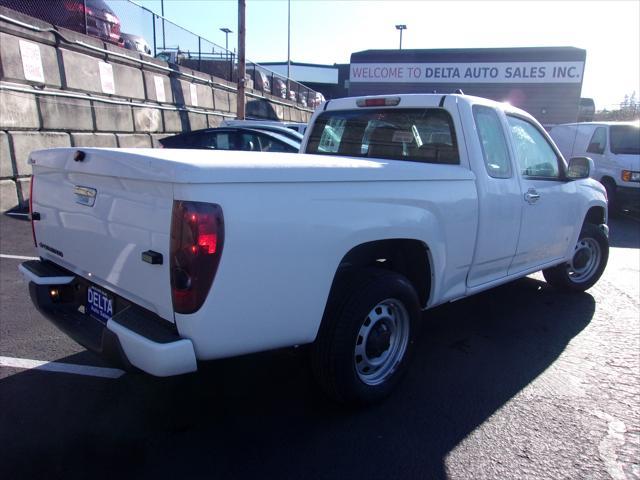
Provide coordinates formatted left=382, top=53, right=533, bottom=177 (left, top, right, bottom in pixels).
left=551, top=121, right=640, bottom=128
left=322, top=93, right=532, bottom=119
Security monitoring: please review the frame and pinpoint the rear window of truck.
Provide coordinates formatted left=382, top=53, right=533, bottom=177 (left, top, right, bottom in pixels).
left=305, top=108, right=460, bottom=165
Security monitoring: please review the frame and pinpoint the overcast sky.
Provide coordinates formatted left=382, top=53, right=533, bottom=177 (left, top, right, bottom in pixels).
left=121, top=0, right=640, bottom=110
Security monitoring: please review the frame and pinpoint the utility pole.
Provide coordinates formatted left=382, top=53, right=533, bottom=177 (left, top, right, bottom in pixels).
left=237, top=0, right=246, bottom=119
left=395, top=24, right=406, bottom=50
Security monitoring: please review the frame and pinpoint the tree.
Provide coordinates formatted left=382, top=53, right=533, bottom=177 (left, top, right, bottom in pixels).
left=594, top=92, right=639, bottom=121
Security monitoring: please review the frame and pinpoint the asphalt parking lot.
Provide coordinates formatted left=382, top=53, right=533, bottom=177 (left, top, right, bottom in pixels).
left=1, top=211, right=639, bottom=480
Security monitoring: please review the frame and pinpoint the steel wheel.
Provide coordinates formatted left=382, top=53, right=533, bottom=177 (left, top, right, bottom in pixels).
left=543, top=223, right=609, bottom=293
left=567, top=237, right=602, bottom=283
left=354, top=298, right=410, bottom=386
left=311, top=268, right=420, bottom=405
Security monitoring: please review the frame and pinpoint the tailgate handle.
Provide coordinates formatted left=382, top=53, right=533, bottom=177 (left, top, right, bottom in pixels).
left=142, top=250, right=163, bottom=265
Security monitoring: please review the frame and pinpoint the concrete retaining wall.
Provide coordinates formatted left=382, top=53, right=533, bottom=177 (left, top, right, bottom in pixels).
left=0, top=6, right=313, bottom=211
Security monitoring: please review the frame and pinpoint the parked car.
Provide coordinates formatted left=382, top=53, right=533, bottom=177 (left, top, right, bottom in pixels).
left=252, top=69, right=271, bottom=93
left=308, top=92, right=326, bottom=109
left=159, top=126, right=300, bottom=152
left=220, top=120, right=304, bottom=142
left=223, top=119, right=308, bottom=135
left=122, top=33, right=151, bottom=56
left=0, top=0, right=123, bottom=46
left=549, top=121, right=640, bottom=212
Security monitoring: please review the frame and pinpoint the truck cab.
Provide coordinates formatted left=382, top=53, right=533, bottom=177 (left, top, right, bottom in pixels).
left=302, top=94, right=606, bottom=288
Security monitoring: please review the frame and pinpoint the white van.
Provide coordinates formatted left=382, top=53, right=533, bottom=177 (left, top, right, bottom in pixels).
left=549, top=122, right=639, bottom=212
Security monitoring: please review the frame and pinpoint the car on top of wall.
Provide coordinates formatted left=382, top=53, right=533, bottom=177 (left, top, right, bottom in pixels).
left=0, top=0, right=124, bottom=46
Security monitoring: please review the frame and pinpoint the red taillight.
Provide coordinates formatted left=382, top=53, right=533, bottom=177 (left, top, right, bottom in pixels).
left=29, top=176, right=36, bottom=247
left=170, top=201, right=224, bottom=314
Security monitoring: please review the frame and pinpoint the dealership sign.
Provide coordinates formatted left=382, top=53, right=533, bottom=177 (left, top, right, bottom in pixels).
left=350, top=62, right=585, bottom=84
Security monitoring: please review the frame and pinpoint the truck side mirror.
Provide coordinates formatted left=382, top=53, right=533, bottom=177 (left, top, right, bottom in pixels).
left=567, top=156, right=594, bottom=180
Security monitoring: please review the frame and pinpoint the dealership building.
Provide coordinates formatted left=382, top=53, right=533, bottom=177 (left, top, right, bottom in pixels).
left=268, top=46, right=588, bottom=126
left=348, top=47, right=587, bottom=125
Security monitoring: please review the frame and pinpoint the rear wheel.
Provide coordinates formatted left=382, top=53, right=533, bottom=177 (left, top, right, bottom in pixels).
left=311, top=269, right=420, bottom=405
left=543, top=223, right=609, bottom=292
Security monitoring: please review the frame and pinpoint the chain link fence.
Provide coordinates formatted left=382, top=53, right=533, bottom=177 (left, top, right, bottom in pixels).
left=0, top=0, right=124, bottom=46
left=0, top=0, right=322, bottom=109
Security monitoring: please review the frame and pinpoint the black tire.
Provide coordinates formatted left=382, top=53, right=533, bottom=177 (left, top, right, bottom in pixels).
left=311, top=268, right=420, bottom=406
left=601, top=178, right=619, bottom=215
left=543, top=223, right=609, bottom=292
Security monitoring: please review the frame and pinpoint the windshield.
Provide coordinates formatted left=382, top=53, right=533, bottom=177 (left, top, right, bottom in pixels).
left=306, top=108, right=459, bottom=164
left=610, top=125, right=640, bottom=154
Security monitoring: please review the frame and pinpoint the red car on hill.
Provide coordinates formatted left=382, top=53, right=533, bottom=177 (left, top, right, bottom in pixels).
left=0, top=0, right=123, bottom=46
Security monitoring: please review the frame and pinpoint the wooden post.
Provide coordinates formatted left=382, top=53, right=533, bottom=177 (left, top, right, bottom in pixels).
left=237, top=0, right=246, bottom=119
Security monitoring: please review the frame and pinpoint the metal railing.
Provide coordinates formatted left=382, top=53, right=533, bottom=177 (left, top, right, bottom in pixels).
left=0, top=0, right=323, bottom=109
left=120, top=1, right=324, bottom=109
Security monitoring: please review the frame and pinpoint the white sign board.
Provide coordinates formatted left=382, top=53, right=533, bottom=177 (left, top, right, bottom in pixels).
left=350, top=62, right=585, bottom=84
left=154, top=75, right=166, bottom=103
left=98, top=62, right=115, bottom=94
left=190, top=83, right=198, bottom=107
left=19, top=40, right=45, bottom=83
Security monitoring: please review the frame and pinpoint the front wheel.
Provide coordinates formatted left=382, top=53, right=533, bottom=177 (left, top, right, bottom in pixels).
left=601, top=178, right=619, bottom=215
left=311, top=269, right=420, bottom=405
left=543, top=223, right=609, bottom=292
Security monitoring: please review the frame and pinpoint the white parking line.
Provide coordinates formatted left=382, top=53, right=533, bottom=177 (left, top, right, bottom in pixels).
left=0, top=356, right=125, bottom=379
left=0, top=254, right=38, bottom=260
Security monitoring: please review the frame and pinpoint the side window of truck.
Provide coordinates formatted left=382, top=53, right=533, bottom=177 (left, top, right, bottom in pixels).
left=587, top=127, right=607, bottom=154
left=473, top=105, right=512, bottom=178
left=507, top=116, right=561, bottom=179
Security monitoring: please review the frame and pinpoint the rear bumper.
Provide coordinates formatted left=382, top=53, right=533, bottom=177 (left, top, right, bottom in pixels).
left=20, top=260, right=197, bottom=377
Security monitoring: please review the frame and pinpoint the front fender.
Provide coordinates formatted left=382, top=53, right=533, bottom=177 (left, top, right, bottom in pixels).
left=563, top=179, right=608, bottom=260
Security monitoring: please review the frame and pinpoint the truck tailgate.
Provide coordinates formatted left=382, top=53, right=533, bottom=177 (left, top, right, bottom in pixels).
left=30, top=148, right=175, bottom=323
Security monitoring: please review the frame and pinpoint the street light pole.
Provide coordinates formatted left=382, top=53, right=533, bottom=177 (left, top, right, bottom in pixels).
left=237, top=0, right=246, bottom=119
left=286, top=0, right=291, bottom=98
left=161, top=0, right=166, bottom=50
left=220, top=27, right=233, bottom=82
left=220, top=27, right=232, bottom=57
left=395, top=24, right=406, bottom=50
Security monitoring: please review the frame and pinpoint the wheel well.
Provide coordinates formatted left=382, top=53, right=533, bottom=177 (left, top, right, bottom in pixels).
left=600, top=176, right=616, bottom=188
left=335, top=239, right=431, bottom=307
left=584, top=206, right=606, bottom=227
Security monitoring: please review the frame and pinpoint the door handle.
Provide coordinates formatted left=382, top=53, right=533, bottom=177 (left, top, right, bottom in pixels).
left=524, top=189, right=540, bottom=204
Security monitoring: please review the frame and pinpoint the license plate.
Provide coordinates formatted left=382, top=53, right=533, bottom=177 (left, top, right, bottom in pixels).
left=87, top=285, right=114, bottom=324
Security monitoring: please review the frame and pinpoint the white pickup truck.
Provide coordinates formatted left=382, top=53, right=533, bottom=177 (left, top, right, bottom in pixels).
left=20, top=94, right=609, bottom=404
